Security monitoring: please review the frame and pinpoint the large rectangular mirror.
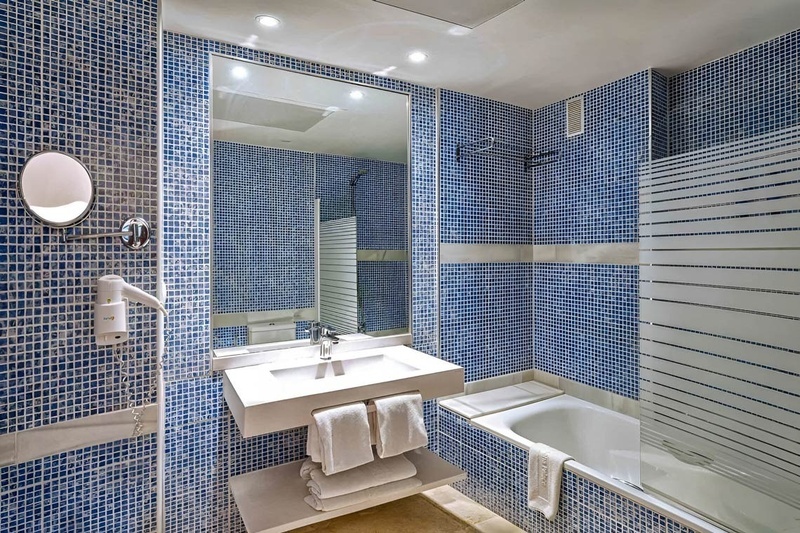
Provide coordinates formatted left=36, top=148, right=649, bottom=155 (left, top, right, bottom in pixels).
left=210, top=56, right=410, bottom=356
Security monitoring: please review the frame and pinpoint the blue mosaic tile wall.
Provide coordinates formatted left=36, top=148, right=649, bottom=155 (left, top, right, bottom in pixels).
left=534, top=263, right=639, bottom=399
left=1, top=0, right=159, bottom=530
left=532, top=71, right=650, bottom=245
left=651, top=70, right=670, bottom=161
left=440, top=90, right=533, bottom=245
left=358, top=261, right=409, bottom=333
left=440, top=263, right=534, bottom=382
left=530, top=72, right=650, bottom=399
left=438, top=408, right=698, bottom=532
left=163, top=31, right=437, bottom=531
left=212, top=140, right=315, bottom=316
left=669, top=29, right=800, bottom=156
left=1, top=436, right=158, bottom=532
left=438, top=90, right=535, bottom=383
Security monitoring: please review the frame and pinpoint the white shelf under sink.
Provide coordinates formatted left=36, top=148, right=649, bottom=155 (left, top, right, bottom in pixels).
left=229, top=447, right=466, bottom=533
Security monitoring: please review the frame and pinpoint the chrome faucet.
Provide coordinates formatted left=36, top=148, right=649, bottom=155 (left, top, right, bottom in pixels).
left=319, top=326, right=340, bottom=360
left=305, top=321, right=321, bottom=345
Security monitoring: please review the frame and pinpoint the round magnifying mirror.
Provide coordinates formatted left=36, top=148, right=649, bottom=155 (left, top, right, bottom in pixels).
left=18, top=151, right=96, bottom=228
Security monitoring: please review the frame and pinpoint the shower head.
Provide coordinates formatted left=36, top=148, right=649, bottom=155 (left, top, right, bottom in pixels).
left=349, top=169, right=368, bottom=187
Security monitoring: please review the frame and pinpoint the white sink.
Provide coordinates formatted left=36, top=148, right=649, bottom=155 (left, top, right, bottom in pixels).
left=223, top=345, right=464, bottom=437
left=269, top=354, right=419, bottom=383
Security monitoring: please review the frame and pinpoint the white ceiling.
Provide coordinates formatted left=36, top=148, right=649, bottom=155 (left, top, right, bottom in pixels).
left=211, top=55, right=409, bottom=162
left=164, top=0, right=800, bottom=110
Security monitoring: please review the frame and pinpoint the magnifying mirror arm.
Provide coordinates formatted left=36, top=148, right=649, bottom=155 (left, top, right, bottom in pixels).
left=61, top=217, right=153, bottom=250
left=63, top=229, right=133, bottom=241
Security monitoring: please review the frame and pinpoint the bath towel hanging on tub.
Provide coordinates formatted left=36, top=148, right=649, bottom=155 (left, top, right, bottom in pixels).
left=527, top=443, right=572, bottom=520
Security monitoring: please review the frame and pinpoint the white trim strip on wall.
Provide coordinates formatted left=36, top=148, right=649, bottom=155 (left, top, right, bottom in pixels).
left=533, top=243, right=638, bottom=264
left=439, top=243, right=638, bottom=264
left=357, top=249, right=408, bottom=261
left=0, top=405, right=159, bottom=467
left=440, top=243, right=533, bottom=263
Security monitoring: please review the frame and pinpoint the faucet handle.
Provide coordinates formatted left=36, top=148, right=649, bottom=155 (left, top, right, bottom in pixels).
left=321, top=326, right=340, bottom=343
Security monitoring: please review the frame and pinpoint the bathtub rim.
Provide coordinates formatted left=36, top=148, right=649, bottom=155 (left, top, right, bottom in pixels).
left=468, top=395, right=728, bottom=533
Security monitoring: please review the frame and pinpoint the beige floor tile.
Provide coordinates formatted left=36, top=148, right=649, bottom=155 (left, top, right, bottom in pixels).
left=473, top=516, right=525, bottom=533
left=289, top=494, right=477, bottom=532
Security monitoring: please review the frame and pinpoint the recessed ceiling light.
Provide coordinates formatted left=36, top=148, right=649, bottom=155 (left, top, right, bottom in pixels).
left=255, top=14, right=280, bottom=28
left=231, top=66, right=248, bottom=79
left=407, top=51, right=428, bottom=63
left=349, top=90, right=365, bottom=100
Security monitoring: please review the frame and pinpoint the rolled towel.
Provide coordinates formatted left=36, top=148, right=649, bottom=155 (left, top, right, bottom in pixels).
left=311, top=402, right=374, bottom=475
left=307, top=452, right=417, bottom=499
left=300, top=458, right=321, bottom=480
left=527, top=443, right=572, bottom=521
left=304, top=477, right=422, bottom=512
left=371, top=392, right=428, bottom=458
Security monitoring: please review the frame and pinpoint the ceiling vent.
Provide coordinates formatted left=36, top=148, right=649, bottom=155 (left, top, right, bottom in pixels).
left=565, top=96, right=584, bottom=137
left=373, top=0, right=525, bottom=28
left=213, top=90, right=333, bottom=132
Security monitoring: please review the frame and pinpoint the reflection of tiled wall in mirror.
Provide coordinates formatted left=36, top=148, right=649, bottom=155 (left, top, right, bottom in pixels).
left=212, top=140, right=315, bottom=316
left=315, top=153, right=408, bottom=250
left=212, top=140, right=409, bottom=345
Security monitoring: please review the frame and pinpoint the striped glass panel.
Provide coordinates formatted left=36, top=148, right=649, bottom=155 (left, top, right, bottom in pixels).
left=640, top=125, right=800, bottom=533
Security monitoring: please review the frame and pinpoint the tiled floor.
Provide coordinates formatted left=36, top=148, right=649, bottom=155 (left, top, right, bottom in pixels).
left=290, top=486, right=522, bottom=532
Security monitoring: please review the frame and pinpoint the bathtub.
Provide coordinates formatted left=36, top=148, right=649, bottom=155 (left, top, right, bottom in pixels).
left=471, top=395, right=728, bottom=533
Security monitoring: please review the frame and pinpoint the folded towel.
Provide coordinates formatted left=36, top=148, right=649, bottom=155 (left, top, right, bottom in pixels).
left=307, top=451, right=417, bottom=499
left=310, top=403, right=374, bottom=475
left=306, top=422, right=321, bottom=463
left=527, top=443, right=572, bottom=521
left=300, top=458, right=321, bottom=480
left=304, top=477, right=422, bottom=512
left=372, top=392, right=428, bottom=458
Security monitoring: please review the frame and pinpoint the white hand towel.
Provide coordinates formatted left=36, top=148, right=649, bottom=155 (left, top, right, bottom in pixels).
left=304, top=477, right=422, bottom=512
left=372, top=392, right=428, bottom=458
left=312, top=403, right=374, bottom=475
left=307, top=452, right=417, bottom=499
left=527, top=443, right=572, bottom=521
left=306, top=422, right=321, bottom=463
left=300, top=457, right=321, bottom=480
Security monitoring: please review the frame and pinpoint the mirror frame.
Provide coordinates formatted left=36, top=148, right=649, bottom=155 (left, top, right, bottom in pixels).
left=207, top=53, right=414, bottom=363
left=17, top=150, right=97, bottom=228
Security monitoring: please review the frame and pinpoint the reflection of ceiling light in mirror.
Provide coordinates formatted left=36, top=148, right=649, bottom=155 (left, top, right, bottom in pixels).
left=255, top=15, right=280, bottom=27
left=241, top=34, right=259, bottom=48
left=349, top=90, right=365, bottom=100
left=448, top=26, right=472, bottom=36
left=407, top=51, right=428, bottom=63
left=373, top=66, right=397, bottom=77
left=231, top=66, right=248, bottom=79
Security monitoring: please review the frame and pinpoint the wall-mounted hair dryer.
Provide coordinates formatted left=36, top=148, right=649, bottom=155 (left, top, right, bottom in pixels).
left=95, top=275, right=167, bottom=346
